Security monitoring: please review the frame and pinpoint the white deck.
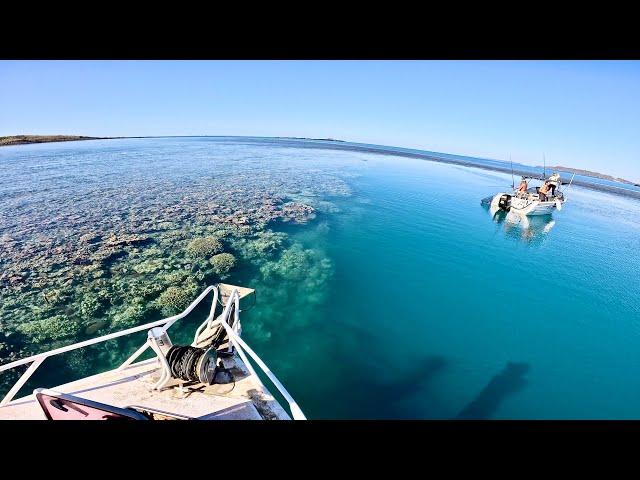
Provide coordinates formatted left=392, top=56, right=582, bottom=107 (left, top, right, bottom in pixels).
left=0, top=354, right=290, bottom=420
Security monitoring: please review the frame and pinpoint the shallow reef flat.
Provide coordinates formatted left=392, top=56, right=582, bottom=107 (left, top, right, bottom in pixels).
left=0, top=139, right=361, bottom=391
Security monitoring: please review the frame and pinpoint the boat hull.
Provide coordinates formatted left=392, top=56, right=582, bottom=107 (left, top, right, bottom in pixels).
left=489, top=193, right=561, bottom=216
left=508, top=196, right=558, bottom=216
left=513, top=201, right=556, bottom=216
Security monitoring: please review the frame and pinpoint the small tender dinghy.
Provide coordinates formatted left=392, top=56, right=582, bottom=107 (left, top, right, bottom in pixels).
left=486, top=172, right=573, bottom=216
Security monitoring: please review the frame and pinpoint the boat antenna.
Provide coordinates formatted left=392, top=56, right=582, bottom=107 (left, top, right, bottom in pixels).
left=510, top=154, right=514, bottom=189
left=543, top=153, right=546, bottom=178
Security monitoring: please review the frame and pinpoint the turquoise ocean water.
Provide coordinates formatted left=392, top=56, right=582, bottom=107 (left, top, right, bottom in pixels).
left=1, top=137, right=639, bottom=418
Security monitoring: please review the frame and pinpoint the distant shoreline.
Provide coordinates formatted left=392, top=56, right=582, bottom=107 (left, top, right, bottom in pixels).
left=0, top=135, right=114, bottom=146
left=2, top=134, right=638, bottom=198
left=536, top=165, right=638, bottom=187
left=0, top=134, right=342, bottom=147
left=288, top=141, right=640, bottom=199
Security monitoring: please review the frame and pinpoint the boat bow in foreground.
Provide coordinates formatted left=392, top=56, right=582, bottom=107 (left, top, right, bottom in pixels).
left=0, top=284, right=305, bottom=420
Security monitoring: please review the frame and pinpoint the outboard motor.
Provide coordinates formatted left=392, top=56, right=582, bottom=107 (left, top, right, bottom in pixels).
left=489, top=192, right=511, bottom=214
left=497, top=193, right=511, bottom=212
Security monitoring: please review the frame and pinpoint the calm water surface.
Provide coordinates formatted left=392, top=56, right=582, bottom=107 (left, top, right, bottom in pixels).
left=1, top=138, right=639, bottom=419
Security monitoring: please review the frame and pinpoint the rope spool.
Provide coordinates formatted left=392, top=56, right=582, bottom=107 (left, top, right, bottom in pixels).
left=165, top=345, right=218, bottom=385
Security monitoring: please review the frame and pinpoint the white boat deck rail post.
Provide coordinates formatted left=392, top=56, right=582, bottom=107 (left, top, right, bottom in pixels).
left=206, top=288, right=306, bottom=420
left=192, top=287, right=305, bottom=419
left=0, top=285, right=306, bottom=419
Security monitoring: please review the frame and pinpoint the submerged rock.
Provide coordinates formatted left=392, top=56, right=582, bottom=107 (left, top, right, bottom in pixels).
left=104, top=234, right=151, bottom=248
left=84, top=318, right=108, bottom=335
left=79, top=233, right=102, bottom=244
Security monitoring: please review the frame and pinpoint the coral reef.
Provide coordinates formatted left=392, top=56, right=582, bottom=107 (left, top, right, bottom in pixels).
left=133, top=258, right=165, bottom=274
left=231, top=230, right=288, bottom=261
left=210, top=253, right=236, bottom=277
left=279, top=202, right=316, bottom=223
left=155, top=281, right=199, bottom=316
left=260, top=243, right=319, bottom=281
left=243, top=242, right=334, bottom=346
left=0, top=139, right=356, bottom=387
left=0, top=331, right=25, bottom=395
left=17, top=315, right=82, bottom=343
left=110, top=302, right=149, bottom=329
left=186, top=237, right=224, bottom=258
left=79, top=294, right=107, bottom=318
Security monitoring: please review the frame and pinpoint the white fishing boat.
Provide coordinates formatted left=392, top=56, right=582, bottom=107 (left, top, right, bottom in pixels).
left=487, top=172, right=573, bottom=216
left=0, top=283, right=306, bottom=420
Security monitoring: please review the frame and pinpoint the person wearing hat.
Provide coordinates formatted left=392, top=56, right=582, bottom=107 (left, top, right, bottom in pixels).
left=517, top=177, right=529, bottom=193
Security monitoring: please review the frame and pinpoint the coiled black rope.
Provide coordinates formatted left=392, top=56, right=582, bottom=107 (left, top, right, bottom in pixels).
left=165, top=345, right=233, bottom=386
left=203, top=303, right=236, bottom=349
left=166, top=346, right=208, bottom=383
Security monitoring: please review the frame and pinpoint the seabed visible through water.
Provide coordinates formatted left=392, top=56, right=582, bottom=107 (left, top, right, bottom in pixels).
left=1, top=137, right=639, bottom=419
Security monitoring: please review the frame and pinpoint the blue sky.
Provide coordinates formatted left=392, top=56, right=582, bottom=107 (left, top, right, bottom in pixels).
left=1, top=60, right=639, bottom=180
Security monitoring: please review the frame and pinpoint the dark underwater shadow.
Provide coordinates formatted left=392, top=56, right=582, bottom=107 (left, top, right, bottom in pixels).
left=315, top=320, right=449, bottom=418
left=455, top=361, right=530, bottom=420
left=344, top=354, right=448, bottom=419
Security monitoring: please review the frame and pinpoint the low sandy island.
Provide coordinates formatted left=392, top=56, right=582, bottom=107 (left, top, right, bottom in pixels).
left=0, top=135, right=107, bottom=146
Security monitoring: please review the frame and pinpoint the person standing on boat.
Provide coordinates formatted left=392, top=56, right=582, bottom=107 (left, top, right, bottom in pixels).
left=517, top=177, right=528, bottom=193
left=539, top=181, right=551, bottom=201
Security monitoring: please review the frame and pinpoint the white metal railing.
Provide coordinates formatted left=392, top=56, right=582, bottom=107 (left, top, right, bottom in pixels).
left=0, top=285, right=306, bottom=420
left=203, top=288, right=306, bottom=420
left=0, top=285, right=217, bottom=407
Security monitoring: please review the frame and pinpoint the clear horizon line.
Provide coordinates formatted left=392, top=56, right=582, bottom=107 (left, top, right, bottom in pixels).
left=2, top=133, right=637, bottom=183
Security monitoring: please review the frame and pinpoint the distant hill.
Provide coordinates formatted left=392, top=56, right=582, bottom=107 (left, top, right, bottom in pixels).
left=539, top=165, right=639, bottom=186
left=0, top=135, right=105, bottom=146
